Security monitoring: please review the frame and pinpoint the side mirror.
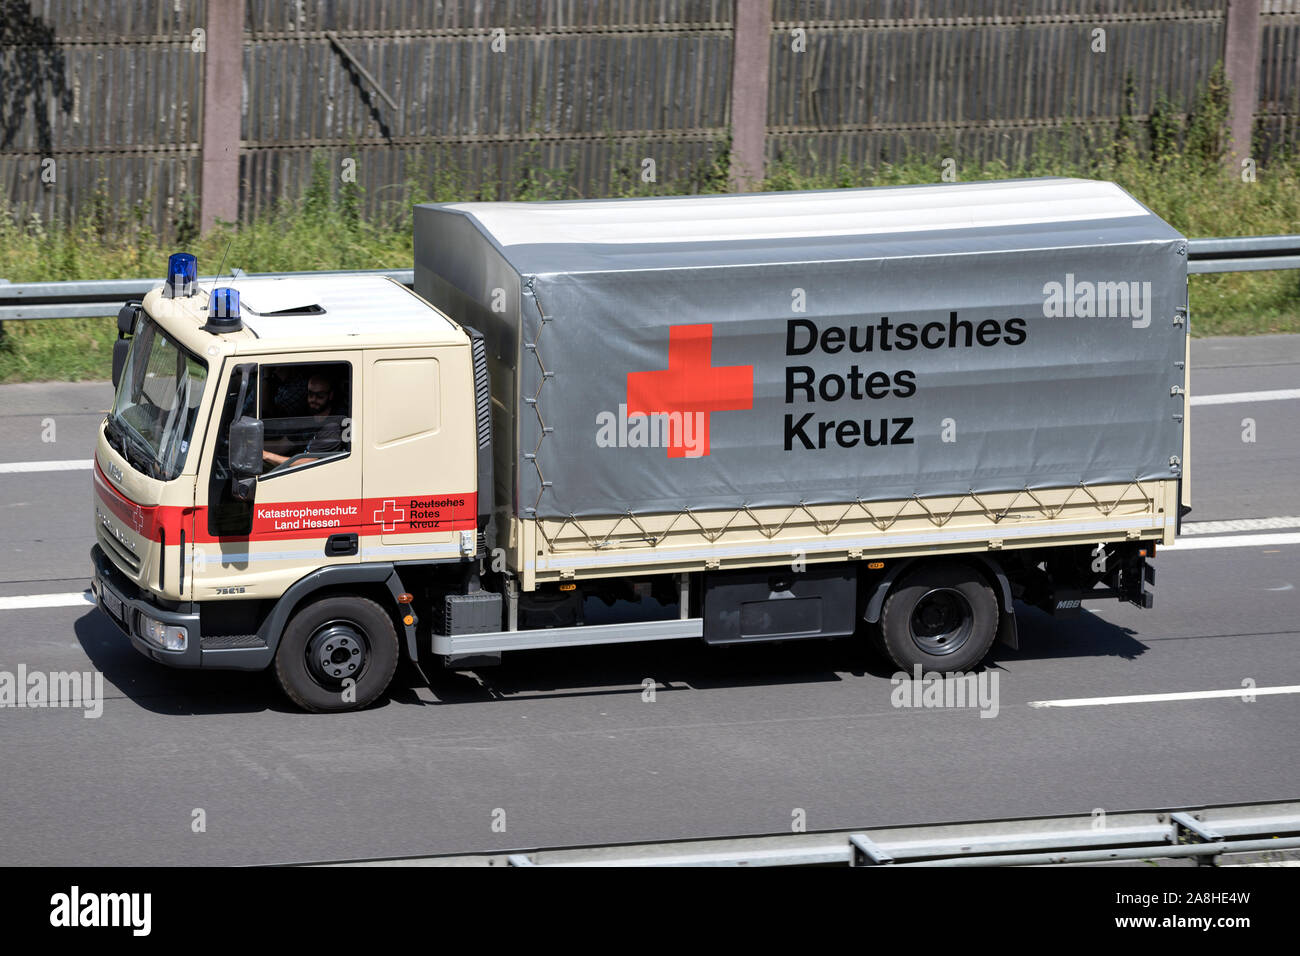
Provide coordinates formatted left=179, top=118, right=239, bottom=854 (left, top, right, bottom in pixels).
left=111, top=339, right=131, bottom=388
left=117, top=302, right=141, bottom=336
left=230, top=416, right=264, bottom=475
left=229, top=416, right=263, bottom=501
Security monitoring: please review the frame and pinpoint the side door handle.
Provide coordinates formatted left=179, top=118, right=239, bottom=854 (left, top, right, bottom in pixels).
left=325, top=533, right=358, bottom=557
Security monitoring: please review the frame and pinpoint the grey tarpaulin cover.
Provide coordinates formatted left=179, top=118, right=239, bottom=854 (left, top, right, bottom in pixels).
left=414, top=179, right=1188, bottom=521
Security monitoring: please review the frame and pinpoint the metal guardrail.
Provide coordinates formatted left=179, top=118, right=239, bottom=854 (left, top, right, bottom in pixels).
left=318, top=800, right=1300, bottom=867
left=0, top=236, right=1296, bottom=323
left=0, top=267, right=415, bottom=322
left=1188, top=235, right=1300, bottom=274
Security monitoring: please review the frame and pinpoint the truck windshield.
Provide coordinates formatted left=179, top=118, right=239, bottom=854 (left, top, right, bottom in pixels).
left=107, top=316, right=208, bottom=481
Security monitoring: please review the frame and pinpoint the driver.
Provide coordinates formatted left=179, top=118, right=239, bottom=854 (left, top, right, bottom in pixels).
left=262, top=373, right=343, bottom=469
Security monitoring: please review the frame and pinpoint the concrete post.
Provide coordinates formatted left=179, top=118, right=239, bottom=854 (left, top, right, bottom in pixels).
left=1223, top=0, right=1262, bottom=166
left=728, top=0, right=772, bottom=191
left=200, top=0, right=245, bottom=233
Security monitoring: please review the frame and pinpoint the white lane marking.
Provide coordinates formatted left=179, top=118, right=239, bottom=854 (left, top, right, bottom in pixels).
left=1223, top=861, right=1300, bottom=867
left=0, top=459, right=94, bottom=474
left=1166, top=532, right=1300, bottom=551
left=1029, top=685, right=1300, bottom=708
left=0, top=591, right=93, bottom=610
left=1190, top=388, right=1300, bottom=406
left=1182, top=516, right=1300, bottom=534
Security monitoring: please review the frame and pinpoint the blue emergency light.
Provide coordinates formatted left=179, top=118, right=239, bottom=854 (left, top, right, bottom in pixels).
left=163, top=252, right=197, bottom=299
left=204, top=287, right=243, bottom=333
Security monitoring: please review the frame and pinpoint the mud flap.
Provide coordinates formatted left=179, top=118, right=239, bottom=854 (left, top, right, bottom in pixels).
left=1138, top=562, right=1155, bottom=609
left=1052, top=587, right=1085, bottom=619
left=1121, top=554, right=1155, bottom=609
left=996, top=608, right=1019, bottom=650
left=383, top=569, right=428, bottom=684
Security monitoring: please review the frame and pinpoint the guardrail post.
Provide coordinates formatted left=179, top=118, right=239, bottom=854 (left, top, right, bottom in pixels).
left=200, top=0, right=246, bottom=234
left=1223, top=0, right=1262, bottom=169
left=728, top=0, right=772, bottom=191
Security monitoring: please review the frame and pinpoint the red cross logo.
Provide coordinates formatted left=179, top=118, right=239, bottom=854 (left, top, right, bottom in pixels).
left=626, top=324, right=753, bottom=458
left=131, top=504, right=145, bottom=534
left=373, top=499, right=406, bottom=532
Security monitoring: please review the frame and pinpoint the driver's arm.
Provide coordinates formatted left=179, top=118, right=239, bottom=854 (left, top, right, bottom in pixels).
left=263, top=449, right=321, bottom=468
left=262, top=419, right=340, bottom=470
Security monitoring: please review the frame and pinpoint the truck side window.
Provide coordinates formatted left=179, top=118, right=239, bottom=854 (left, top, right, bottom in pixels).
left=207, top=367, right=258, bottom=537
left=259, top=362, right=352, bottom=476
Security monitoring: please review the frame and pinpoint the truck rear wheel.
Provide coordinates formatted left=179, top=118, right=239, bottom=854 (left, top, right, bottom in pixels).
left=274, top=595, right=399, bottom=713
left=879, top=562, right=998, bottom=673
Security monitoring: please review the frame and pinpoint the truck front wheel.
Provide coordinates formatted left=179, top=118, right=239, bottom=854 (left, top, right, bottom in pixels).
left=274, top=595, right=399, bottom=713
left=878, top=562, right=998, bottom=673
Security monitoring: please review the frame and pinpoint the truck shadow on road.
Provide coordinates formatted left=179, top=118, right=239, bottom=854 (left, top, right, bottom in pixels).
left=73, top=611, right=287, bottom=715
left=72, top=601, right=1147, bottom=714
left=995, top=603, right=1147, bottom=663
left=409, top=602, right=1148, bottom=707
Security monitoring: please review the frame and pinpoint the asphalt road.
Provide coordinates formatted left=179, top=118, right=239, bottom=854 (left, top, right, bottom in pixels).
left=0, top=335, right=1297, bottom=865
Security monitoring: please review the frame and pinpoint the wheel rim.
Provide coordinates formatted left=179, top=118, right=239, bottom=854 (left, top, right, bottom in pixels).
left=909, top=588, right=974, bottom=656
left=305, top=620, right=369, bottom=688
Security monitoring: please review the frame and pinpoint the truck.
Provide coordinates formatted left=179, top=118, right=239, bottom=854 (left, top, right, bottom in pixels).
left=90, top=177, right=1189, bottom=712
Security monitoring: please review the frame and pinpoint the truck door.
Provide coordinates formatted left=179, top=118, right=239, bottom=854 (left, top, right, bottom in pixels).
left=193, top=355, right=364, bottom=599
left=362, top=348, right=478, bottom=562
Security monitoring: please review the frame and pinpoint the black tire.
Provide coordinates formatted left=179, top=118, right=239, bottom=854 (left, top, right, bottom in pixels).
left=274, top=595, right=399, bottom=713
left=878, top=562, right=998, bottom=673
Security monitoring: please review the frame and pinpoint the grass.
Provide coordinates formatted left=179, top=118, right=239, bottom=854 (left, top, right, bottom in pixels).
left=0, top=164, right=417, bottom=384
left=0, top=317, right=117, bottom=383
left=2, top=131, right=1298, bottom=383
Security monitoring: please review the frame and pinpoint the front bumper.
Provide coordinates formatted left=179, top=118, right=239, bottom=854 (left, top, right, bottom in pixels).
left=91, top=544, right=202, bottom=667
left=92, top=545, right=276, bottom=671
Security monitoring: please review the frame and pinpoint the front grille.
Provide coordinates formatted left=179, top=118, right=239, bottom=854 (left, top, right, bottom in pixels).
left=97, top=525, right=142, bottom=575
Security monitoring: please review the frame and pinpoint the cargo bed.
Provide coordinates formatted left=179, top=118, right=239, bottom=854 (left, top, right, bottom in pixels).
left=415, top=178, right=1189, bottom=587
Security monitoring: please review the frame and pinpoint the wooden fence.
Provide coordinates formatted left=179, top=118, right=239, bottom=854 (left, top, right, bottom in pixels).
left=0, top=0, right=1294, bottom=236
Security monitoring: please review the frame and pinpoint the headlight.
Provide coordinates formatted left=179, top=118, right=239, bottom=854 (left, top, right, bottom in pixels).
left=139, top=614, right=188, bottom=651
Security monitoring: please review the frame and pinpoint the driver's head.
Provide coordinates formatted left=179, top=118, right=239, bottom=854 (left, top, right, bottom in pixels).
left=306, top=375, right=333, bottom=414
